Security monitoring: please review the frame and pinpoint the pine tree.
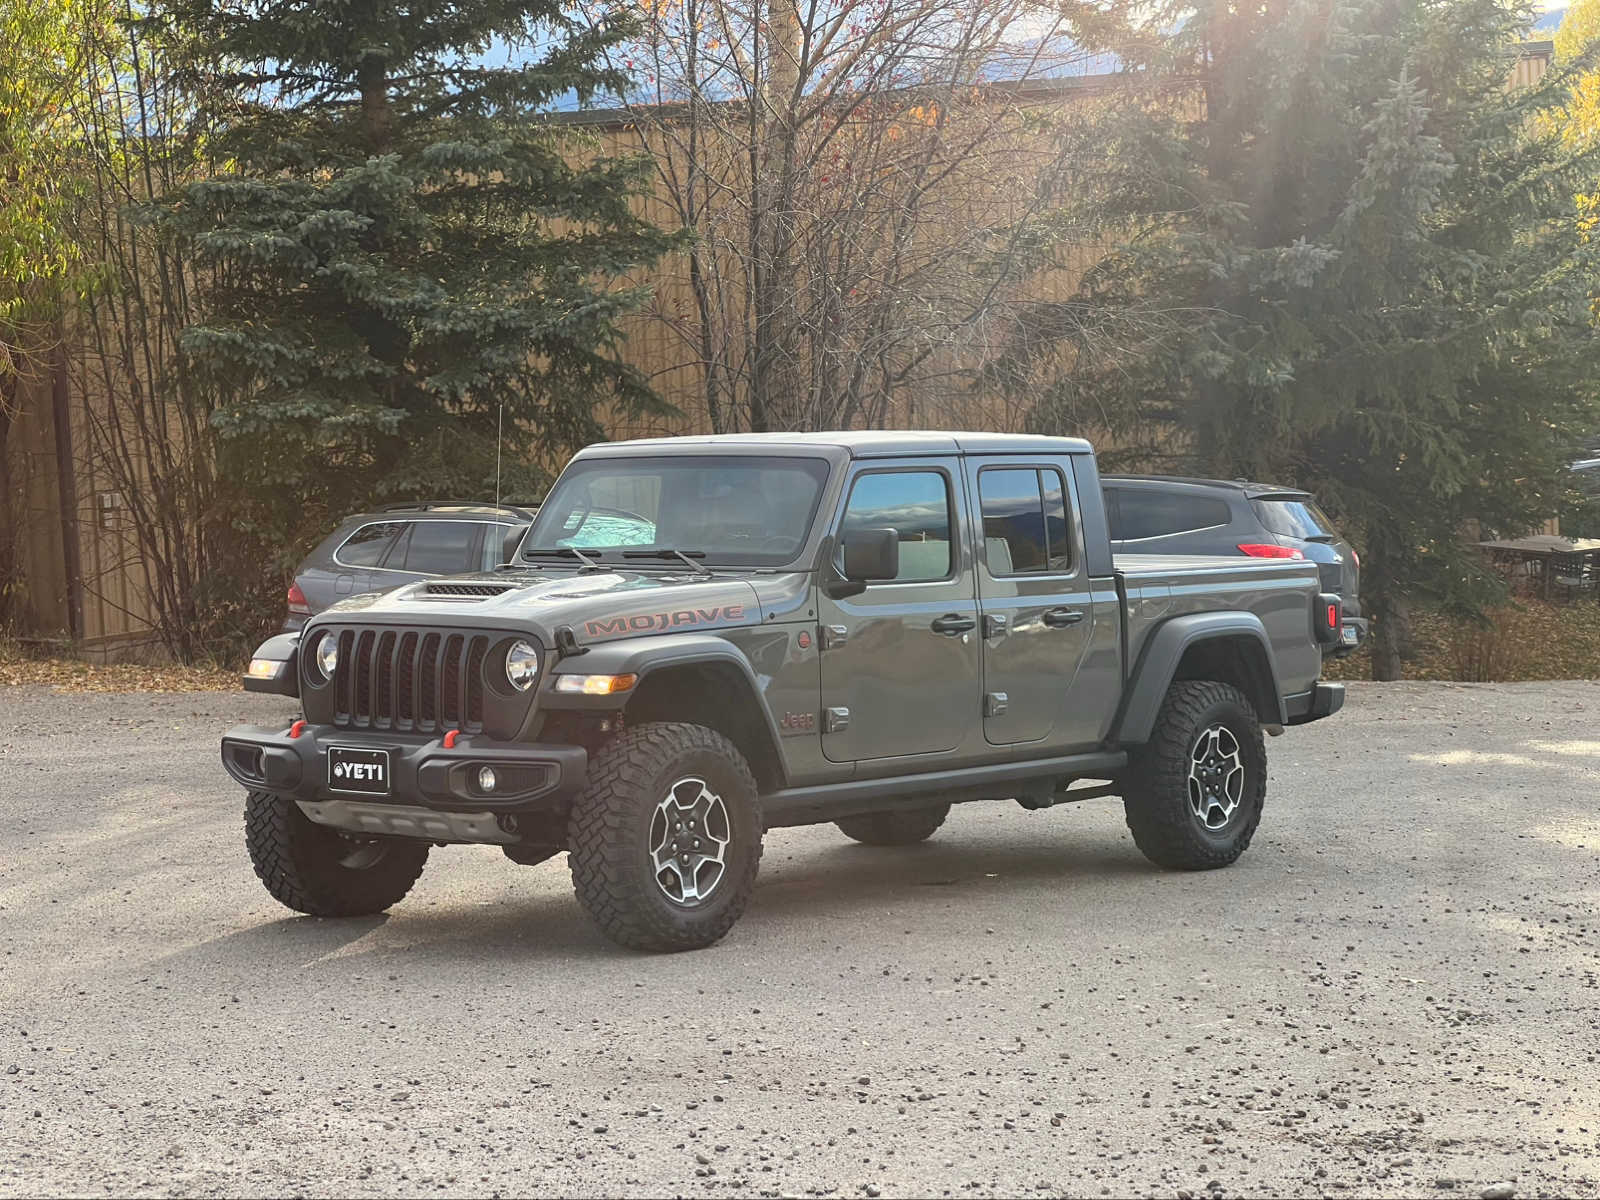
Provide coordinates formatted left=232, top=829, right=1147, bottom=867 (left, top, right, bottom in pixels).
left=1012, top=0, right=1600, bottom=678
left=153, top=1, right=683, bottom=528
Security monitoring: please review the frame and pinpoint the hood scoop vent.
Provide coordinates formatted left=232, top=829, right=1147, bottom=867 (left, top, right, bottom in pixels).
left=422, top=582, right=517, bottom=598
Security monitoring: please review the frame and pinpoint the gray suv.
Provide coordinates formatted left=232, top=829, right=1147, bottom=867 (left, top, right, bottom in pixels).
left=1103, top=475, right=1365, bottom=650
left=283, top=502, right=536, bottom=631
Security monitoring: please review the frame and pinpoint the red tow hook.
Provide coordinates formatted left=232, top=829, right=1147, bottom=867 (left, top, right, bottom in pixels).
left=288, top=719, right=307, bottom=739
left=443, top=729, right=461, bottom=749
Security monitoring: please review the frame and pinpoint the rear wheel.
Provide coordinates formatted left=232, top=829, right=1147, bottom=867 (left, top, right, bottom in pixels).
left=568, top=722, right=763, bottom=952
left=244, top=790, right=429, bottom=916
left=835, top=802, right=951, bottom=846
left=1121, top=681, right=1266, bottom=870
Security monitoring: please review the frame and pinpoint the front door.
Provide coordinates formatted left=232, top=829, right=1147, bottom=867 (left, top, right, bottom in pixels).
left=818, top=461, right=981, bottom=763
left=965, top=458, right=1097, bottom=748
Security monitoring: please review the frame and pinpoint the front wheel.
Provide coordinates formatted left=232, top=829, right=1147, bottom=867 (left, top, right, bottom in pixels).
left=568, top=723, right=763, bottom=952
left=244, top=790, right=429, bottom=916
left=1121, top=681, right=1267, bottom=870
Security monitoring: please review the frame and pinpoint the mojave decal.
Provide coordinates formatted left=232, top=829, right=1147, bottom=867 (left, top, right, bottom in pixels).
left=584, top=604, right=747, bottom=638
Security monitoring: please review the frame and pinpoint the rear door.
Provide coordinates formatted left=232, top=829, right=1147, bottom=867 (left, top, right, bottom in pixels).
left=1104, top=485, right=1236, bottom=555
left=390, top=518, right=488, bottom=577
left=816, top=460, right=981, bottom=763
left=966, top=458, right=1098, bottom=748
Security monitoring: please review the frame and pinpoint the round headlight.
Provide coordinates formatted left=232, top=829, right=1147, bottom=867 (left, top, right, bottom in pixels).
left=506, top=640, right=540, bottom=691
left=314, top=632, right=340, bottom=681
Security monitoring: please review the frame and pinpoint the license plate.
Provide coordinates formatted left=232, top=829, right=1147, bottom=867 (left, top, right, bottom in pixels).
left=1340, top=624, right=1361, bottom=647
left=327, top=746, right=391, bottom=795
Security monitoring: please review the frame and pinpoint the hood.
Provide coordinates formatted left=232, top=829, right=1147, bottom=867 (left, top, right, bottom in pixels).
left=315, top=568, right=768, bottom=647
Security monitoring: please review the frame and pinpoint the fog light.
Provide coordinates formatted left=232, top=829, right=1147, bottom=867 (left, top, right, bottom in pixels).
left=477, top=766, right=497, bottom=793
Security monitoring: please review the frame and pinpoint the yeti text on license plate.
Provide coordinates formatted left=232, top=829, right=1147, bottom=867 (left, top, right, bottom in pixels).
left=327, top=746, right=391, bottom=795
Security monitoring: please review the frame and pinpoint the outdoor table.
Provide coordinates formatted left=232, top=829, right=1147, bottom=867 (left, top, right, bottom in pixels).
left=1477, top=535, right=1600, bottom=600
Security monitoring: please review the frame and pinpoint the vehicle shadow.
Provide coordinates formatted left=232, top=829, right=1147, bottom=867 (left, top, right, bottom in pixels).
left=164, top=826, right=1157, bottom=972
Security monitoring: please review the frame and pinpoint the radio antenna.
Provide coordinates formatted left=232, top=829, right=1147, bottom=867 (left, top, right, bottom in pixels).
left=494, top=399, right=504, bottom=512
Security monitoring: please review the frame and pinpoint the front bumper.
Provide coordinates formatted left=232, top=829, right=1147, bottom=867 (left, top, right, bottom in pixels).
left=220, top=722, right=587, bottom=818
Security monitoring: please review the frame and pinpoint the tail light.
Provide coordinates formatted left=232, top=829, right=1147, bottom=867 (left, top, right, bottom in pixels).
left=1237, top=543, right=1304, bottom=559
left=287, top=582, right=311, bottom=615
left=1314, top=593, right=1342, bottom=643
left=1350, top=549, right=1360, bottom=570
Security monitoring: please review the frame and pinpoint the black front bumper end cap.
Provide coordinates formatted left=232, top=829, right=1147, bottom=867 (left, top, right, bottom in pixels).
left=219, top=724, right=588, bottom=811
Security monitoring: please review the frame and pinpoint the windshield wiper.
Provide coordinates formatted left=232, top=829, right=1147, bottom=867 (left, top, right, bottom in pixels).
left=523, top=546, right=603, bottom=570
left=622, top=548, right=711, bottom=575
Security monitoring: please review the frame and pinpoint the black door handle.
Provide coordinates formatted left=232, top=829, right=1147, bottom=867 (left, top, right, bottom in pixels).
left=1042, top=607, right=1085, bottom=628
left=930, top=613, right=976, bottom=635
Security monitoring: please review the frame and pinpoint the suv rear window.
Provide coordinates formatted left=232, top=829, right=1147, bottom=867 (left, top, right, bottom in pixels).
left=338, top=521, right=405, bottom=567
left=1252, top=497, right=1335, bottom=540
left=1107, top=489, right=1231, bottom=541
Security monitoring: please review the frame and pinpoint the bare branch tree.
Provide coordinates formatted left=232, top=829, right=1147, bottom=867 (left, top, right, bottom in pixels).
left=580, top=0, right=1113, bottom=432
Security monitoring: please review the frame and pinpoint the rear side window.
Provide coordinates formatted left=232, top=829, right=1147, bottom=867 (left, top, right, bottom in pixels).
left=838, top=470, right=953, bottom=582
left=1252, top=497, right=1335, bottom=540
left=979, top=467, right=1073, bottom=574
left=399, top=520, right=481, bottom=575
left=338, top=521, right=405, bottom=567
left=1107, top=489, right=1231, bottom=541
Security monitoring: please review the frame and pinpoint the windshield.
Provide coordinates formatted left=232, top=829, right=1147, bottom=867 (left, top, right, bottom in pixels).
left=1252, top=496, right=1338, bottom=540
left=524, top=455, right=831, bottom=567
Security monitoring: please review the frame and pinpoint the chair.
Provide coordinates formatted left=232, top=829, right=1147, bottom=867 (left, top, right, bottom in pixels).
left=1548, top=551, right=1595, bottom=601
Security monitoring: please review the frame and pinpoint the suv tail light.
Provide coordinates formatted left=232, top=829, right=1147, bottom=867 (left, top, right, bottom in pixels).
left=287, top=582, right=311, bottom=615
left=1237, top=543, right=1304, bottom=560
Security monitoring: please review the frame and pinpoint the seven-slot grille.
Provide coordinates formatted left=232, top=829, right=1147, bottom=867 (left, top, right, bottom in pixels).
left=325, top=628, right=490, bottom=733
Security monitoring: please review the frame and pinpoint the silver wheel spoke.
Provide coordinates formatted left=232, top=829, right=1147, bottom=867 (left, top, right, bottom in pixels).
left=1186, top=723, right=1246, bottom=831
left=648, top=776, right=731, bottom=908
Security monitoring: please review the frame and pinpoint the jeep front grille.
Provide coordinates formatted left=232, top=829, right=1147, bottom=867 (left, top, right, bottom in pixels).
left=328, top=628, right=489, bottom=733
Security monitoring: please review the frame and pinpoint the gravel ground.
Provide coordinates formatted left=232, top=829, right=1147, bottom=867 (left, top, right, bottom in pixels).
left=1, top=681, right=1597, bottom=1199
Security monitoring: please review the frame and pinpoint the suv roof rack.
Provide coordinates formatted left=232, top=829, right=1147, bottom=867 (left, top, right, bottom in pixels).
left=376, top=500, right=539, bottom=520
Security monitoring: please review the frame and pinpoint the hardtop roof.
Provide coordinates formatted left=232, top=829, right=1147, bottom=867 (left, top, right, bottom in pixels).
left=585, top=430, right=1095, bottom=457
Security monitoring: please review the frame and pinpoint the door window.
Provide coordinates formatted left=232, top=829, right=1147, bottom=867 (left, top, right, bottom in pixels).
left=979, top=467, right=1073, bottom=575
left=337, top=521, right=406, bottom=567
left=1106, top=489, right=1231, bottom=541
left=838, top=470, right=953, bottom=582
left=401, top=520, right=480, bottom=575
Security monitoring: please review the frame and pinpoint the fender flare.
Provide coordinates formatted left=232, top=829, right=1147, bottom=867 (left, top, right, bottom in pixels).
left=243, top=631, right=301, bottom=697
left=545, top=632, right=787, bottom=774
left=1111, top=612, right=1286, bottom=745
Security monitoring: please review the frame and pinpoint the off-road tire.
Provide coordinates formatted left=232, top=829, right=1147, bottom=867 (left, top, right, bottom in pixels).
left=243, top=790, right=429, bottom=916
left=835, top=803, right=951, bottom=846
left=1121, top=681, right=1267, bottom=870
left=568, top=722, right=762, bottom=952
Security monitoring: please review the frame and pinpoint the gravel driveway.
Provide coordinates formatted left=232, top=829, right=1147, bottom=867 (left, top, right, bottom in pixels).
left=1, top=681, right=1597, bottom=1199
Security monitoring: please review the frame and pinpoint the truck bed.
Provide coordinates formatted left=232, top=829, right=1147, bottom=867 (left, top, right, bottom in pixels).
left=1114, top=553, right=1324, bottom=703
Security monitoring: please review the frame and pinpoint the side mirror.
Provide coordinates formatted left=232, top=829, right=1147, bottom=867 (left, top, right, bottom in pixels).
left=842, top=527, right=900, bottom=583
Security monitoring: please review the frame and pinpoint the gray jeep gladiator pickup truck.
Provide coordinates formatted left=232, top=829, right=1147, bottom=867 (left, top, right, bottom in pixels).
left=224, top=432, right=1346, bottom=951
